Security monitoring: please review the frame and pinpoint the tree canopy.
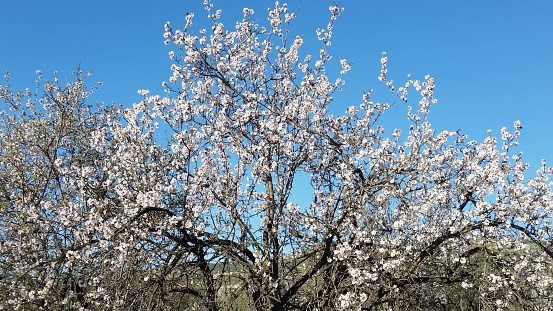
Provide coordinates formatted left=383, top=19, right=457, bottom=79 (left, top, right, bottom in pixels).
left=1, top=2, right=552, bottom=310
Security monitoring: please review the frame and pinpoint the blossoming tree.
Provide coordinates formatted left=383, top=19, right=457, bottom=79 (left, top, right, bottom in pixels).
left=1, top=2, right=552, bottom=310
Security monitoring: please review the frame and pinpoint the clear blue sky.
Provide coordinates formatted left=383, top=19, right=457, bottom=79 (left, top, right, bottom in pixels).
left=1, top=1, right=552, bottom=170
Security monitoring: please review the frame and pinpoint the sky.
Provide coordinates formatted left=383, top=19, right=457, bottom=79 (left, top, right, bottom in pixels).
left=1, top=0, right=552, bottom=171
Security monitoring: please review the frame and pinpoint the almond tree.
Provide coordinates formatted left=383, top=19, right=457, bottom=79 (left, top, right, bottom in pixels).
left=1, top=2, right=552, bottom=311
left=0, top=68, right=118, bottom=309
